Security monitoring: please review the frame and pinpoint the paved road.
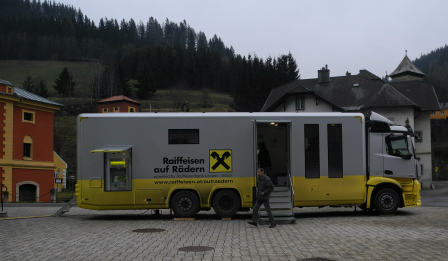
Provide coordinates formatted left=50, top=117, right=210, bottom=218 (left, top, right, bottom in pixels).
left=420, top=180, right=448, bottom=207
left=0, top=182, right=447, bottom=261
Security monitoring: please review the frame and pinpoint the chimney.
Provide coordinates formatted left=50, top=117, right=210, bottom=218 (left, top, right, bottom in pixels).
left=346, top=71, right=351, bottom=76
left=318, top=65, right=330, bottom=83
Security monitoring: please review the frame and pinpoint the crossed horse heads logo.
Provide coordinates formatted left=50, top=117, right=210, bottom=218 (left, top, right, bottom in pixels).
left=210, top=151, right=231, bottom=171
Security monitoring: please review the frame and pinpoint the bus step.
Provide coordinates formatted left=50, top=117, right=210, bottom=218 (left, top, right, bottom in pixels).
left=260, top=216, right=295, bottom=224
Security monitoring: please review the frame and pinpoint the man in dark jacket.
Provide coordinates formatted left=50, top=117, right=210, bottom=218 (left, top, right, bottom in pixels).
left=248, top=168, right=276, bottom=228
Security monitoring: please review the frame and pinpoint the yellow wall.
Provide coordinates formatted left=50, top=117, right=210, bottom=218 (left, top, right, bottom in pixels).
left=53, top=152, right=67, bottom=191
left=430, top=109, right=448, bottom=119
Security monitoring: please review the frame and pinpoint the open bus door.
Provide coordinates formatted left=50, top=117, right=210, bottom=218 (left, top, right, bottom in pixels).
left=255, top=121, right=292, bottom=186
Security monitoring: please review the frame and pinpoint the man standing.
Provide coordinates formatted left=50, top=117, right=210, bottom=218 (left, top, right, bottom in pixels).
left=248, top=168, right=276, bottom=228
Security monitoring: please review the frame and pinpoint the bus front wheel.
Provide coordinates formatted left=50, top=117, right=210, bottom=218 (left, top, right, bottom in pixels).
left=212, top=190, right=240, bottom=218
left=374, top=188, right=399, bottom=215
left=171, top=191, right=199, bottom=218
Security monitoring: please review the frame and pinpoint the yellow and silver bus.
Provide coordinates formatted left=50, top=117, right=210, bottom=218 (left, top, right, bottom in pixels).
left=75, top=112, right=421, bottom=218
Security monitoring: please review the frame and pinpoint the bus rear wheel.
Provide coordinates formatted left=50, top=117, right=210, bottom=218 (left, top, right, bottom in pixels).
left=212, top=190, right=240, bottom=218
left=374, top=188, right=399, bottom=215
left=171, top=191, right=199, bottom=218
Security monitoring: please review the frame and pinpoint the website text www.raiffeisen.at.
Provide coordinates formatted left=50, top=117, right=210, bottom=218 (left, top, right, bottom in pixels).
left=154, top=179, right=234, bottom=185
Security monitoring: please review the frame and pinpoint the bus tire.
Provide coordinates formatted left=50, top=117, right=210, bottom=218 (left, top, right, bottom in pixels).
left=171, top=191, right=199, bottom=218
left=212, top=190, right=240, bottom=218
left=374, top=188, right=399, bottom=215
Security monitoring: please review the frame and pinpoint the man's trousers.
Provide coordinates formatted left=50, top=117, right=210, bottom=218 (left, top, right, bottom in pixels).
left=252, top=198, right=275, bottom=224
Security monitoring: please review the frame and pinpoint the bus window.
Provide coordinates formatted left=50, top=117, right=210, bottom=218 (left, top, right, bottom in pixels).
left=169, top=129, right=199, bottom=144
left=328, top=124, right=343, bottom=178
left=385, top=135, right=410, bottom=157
left=305, top=124, right=320, bottom=178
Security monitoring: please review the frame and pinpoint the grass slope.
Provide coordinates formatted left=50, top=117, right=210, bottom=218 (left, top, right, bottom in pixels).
left=0, top=60, right=93, bottom=94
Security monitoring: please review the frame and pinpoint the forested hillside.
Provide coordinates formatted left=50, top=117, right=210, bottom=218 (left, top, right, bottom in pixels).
left=0, top=0, right=300, bottom=112
left=413, top=45, right=448, bottom=102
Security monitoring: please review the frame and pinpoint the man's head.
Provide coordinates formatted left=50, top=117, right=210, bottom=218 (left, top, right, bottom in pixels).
left=257, top=168, right=265, bottom=177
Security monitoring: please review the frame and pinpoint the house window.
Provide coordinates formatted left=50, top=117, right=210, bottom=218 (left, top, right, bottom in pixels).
left=296, top=96, right=305, bottom=110
left=128, top=107, right=136, bottom=112
left=7, top=86, right=13, bottom=94
left=22, top=110, right=35, bottom=124
left=23, top=135, right=33, bottom=159
left=432, top=111, right=436, bottom=115
left=102, top=108, right=108, bottom=113
left=113, top=107, right=120, bottom=112
left=442, top=111, right=445, bottom=115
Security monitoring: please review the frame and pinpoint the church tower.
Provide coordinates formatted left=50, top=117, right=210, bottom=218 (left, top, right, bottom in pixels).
left=389, top=51, right=425, bottom=82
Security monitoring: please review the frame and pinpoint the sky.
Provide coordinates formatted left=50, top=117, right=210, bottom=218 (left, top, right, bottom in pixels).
left=59, top=0, right=448, bottom=79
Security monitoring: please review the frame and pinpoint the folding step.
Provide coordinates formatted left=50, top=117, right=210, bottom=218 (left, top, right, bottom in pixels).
left=261, top=212, right=294, bottom=217
left=260, top=212, right=295, bottom=224
left=270, top=197, right=290, bottom=203
left=273, top=186, right=289, bottom=192
left=261, top=202, right=291, bottom=209
left=271, top=191, right=290, bottom=197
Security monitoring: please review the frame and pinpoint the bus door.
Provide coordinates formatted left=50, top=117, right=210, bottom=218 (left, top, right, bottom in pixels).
left=383, top=134, right=415, bottom=178
left=90, top=146, right=134, bottom=206
left=255, top=121, right=292, bottom=187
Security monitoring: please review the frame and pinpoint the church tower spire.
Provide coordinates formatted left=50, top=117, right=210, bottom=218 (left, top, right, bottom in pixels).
left=389, top=51, right=425, bottom=82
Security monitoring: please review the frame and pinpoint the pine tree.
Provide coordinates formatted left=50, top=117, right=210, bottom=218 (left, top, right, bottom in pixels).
left=35, top=79, right=49, bottom=98
left=53, top=66, right=76, bottom=97
left=22, top=74, right=35, bottom=92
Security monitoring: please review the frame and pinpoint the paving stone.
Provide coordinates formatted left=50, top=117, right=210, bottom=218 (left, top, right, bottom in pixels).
left=1, top=205, right=448, bottom=260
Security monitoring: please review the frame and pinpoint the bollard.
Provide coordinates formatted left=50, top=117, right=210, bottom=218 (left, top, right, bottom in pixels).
left=3, top=190, right=8, bottom=203
left=0, top=184, right=8, bottom=218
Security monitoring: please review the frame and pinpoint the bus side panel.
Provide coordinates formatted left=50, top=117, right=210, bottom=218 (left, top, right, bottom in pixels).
left=291, top=115, right=367, bottom=206
left=293, top=176, right=366, bottom=206
left=77, top=115, right=256, bottom=209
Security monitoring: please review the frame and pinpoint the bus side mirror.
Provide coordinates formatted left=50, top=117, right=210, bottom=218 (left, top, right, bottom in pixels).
left=401, top=154, right=412, bottom=160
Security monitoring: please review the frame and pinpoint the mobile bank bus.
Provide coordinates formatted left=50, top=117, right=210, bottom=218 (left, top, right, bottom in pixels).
left=76, top=112, right=421, bottom=218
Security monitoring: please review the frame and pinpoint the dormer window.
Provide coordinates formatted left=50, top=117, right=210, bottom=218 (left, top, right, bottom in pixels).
left=295, top=96, right=305, bottom=110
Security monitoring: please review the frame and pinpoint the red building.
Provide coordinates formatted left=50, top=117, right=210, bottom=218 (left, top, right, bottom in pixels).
left=97, top=95, right=141, bottom=113
left=0, top=79, right=63, bottom=202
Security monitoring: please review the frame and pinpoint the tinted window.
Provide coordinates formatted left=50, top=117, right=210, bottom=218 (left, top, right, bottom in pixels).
left=169, top=129, right=199, bottom=144
left=328, top=124, right=343, bottom=178
left=305, top=124, right=320, bottom=178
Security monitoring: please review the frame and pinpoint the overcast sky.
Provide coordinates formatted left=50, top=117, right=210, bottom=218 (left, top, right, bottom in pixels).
left=59, top=0, right=448, bottom=79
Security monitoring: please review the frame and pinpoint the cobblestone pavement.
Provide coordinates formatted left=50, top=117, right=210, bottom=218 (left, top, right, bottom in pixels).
left=1, top=182, right=447, bottom=261
left=1, top=205, right=447, bottom=261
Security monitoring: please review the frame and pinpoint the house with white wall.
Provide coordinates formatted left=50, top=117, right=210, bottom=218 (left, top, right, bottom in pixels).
left=261, top=55, right=440, bottom=189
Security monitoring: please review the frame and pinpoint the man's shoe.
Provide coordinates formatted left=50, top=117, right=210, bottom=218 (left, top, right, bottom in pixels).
left=247, top=222, right=258, bottom=226
left=269, top=223, right=276, bottom=228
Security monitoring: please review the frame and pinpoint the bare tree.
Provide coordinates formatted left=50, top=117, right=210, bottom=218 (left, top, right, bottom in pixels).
left=200, top=87, right=212, bottom=108
left=89, top=61, right=104, bottom=102
left=168, top=81, right=191, bottom=109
